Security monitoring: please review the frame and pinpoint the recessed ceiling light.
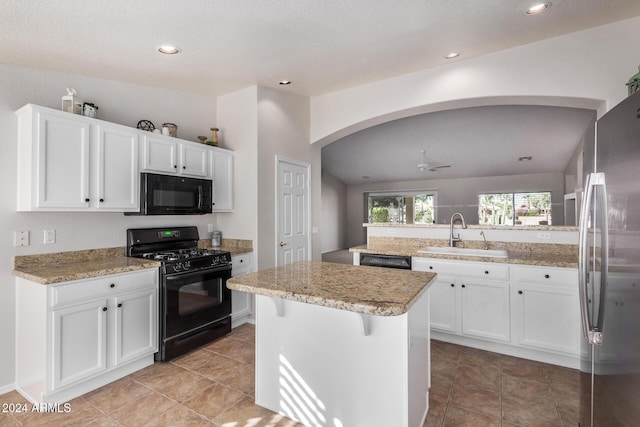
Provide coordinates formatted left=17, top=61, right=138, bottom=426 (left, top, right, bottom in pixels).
left=158, top=45, right=180, bottom=54
left=526, top=3, right=551, bottom=15
left=279, top=80, right=292, bottom=85
left=362, top=176, right=370, bottom=179
left=445, top=52, right=460, bottom=59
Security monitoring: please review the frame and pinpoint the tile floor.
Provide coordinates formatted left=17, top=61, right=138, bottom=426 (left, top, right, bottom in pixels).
left=426, top=340, right=580, bottom=426
left=0, top=324, right=580, bottom=426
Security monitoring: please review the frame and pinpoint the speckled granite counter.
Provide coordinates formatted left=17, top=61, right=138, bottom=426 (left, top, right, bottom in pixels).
left=198, top=238, right=253, bottom=255
left=227, top=260, right=436, bottom=316
left=13, top=247, right=160, bottom=285
left=350, top=237, right=579, bottom=268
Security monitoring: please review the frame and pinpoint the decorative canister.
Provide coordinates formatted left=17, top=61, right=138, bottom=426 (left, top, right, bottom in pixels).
left=61, top=88, right=83, bottom=114
left=211, top=231, right=222, bottom=248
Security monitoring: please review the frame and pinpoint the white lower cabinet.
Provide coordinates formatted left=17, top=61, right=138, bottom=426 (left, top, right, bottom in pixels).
left=512, top=265, right=580, bottom=356
left=52, top=298, right=109, bottom=391
left=414, top=258, right=510, bottom=343
left=460, top=278, right=511, bottom=342
left=231, top=253, right=253, bottom=326
left=414, top=257, right=580, bottom=368
left=16, top=269, right=158, bottom=404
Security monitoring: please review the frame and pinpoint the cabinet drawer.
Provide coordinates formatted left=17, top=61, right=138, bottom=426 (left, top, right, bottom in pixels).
left=51, top=269, right=157, bottom=308
left=513, top=265, right=577, bottom=287
left=232, top=253, right=252, bottom=277
left=413, top=258, right=509, bottom=281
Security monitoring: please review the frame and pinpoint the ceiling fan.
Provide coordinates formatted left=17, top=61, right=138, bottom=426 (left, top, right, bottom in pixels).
left=417, top=150, right=451, bottom=172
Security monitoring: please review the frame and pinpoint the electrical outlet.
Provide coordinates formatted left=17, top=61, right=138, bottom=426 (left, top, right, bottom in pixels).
left=207, top=224, right=214, bottom=233
left=14, top=230, right=29, bottom=247
left=44, top=230, right=56, bottom=244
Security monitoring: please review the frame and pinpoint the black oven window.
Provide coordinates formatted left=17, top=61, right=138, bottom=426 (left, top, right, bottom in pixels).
left=178, top=281, right=222, bottom=316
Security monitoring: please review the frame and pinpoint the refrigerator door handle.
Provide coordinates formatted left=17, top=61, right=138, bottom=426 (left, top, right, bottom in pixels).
left=578, top=172, right=608, bottom=346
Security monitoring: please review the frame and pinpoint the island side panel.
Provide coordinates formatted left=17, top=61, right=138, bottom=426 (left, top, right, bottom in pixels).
left=255, top=295, right=413, bottom=427
left=408, top=285, right=431, bottom=426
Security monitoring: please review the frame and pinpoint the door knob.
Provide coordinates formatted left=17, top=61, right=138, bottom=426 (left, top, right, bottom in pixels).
left=279, top=241, right=287, bottom=247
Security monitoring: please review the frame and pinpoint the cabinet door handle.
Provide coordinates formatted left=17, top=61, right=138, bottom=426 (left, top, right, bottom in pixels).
left=182, top=165, right=186, bottom=169
left=110, top=283, right=115, bottom=288
left=117, top=303, right=122, bottom=308
left=484, top=270, right=489, bottom=275
left=174, top=165, right=177, bottom=169
left=99, top=198, right=104, bottom=202
left=518, top=290, right=523, bottom=294
left=85, top=198, right=90, bottom=202
left=461, top=284, right=466, bottom=288
left=450, top=283, right=455, bottom=287
left=102, top=307, right=107, bottom=312
left=429, top=266, right=433, bottom=270
left=544, top=274, right=550, bottom=279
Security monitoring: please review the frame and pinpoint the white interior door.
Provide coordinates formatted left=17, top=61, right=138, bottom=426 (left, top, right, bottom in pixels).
left=276, top=157, right=311, bottom=266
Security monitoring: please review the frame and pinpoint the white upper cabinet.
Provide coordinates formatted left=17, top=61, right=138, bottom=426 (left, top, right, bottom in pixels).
left=16, top=104, right=139, bottom=212
left=141, top=135, right=209, bottom=178
left=16, top=104, right=234, bottom=212
left=209, top=147, right=234, bottom=211
left=96, top=125, right=139, bottom=210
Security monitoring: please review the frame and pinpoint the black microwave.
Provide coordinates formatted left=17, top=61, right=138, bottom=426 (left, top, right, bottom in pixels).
left=127, top=173, right=213, bottom=215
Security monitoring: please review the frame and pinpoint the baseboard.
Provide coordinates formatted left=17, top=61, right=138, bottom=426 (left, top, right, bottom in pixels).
left=0, top=383, right=15, bottom=395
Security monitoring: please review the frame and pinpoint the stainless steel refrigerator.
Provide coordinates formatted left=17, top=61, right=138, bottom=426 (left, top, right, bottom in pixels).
left=579, top=89, right=640, bottom=426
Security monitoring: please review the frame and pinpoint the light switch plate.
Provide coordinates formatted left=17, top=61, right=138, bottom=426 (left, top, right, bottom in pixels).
left=44, top=230, right=56, bottom=244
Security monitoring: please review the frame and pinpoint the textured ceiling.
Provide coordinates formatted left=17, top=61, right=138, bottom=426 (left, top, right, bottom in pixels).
left=2, top=0, right=640, bottom=97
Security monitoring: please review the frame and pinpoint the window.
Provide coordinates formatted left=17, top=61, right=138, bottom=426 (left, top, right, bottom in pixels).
left=367, top=192, right=436, bottom=224
left=478, top=192, right=552, bottom=226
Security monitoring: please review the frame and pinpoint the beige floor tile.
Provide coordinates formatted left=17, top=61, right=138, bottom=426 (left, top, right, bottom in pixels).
left=424, top=398, right=446, bottom=426
left=84, top=377, right=152, bottom=416
left=0, top=414, right=19, bottom=427
left=171, top=348, right=216, bottom=371
left=214, top=396, right=301, bottom=427
left=459, top=347, right=501, bottom=371
left=204, top=336, right=255, bottom=364
left=502, top=356, right=548, bottom=383
left=191, top=353, right=245, bottom=382
left=502, top=374, right=554, bottom=405
left=450, top=383, right=501, bottom=418
left=228, top=323, right=255, bottom=343
left=135, top=363, right=216, bottom=403
left=109, top=389, right=177, bottom=427
left=142, top=405, right=212, bottom=426
left=181, top=382, right=244, bottom=420
left=443, top=404, right=501, bottom=427
left=216, top=364, right=255, bottom=396
left=454, top=364, right=501, bottom=392
left=502, top=395, right=563, bottom=426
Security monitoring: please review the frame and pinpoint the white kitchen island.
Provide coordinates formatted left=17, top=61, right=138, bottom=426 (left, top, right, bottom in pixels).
left=227, top=261, right=436, bottom=427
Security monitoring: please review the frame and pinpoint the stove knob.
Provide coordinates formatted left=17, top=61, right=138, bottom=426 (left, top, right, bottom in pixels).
left=174, top=263, right=183, bottom=272
left=184, top=261, right=191, bottom=270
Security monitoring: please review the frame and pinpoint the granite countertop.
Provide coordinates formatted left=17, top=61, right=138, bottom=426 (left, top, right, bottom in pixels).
left=14, top=238, right=253, bottom=285
left=350, top=239, right=579, bottom=268
left=227, top=261, right=437, bottom=316
left=13, top=251, right=160, bottom=285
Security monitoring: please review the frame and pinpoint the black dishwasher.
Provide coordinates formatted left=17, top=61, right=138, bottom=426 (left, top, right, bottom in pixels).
left=359, top=253, right=412, bottom=269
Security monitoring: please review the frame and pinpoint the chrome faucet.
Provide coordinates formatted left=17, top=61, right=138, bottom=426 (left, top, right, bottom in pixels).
left=449, top=212, right=467, bottom=247
left=480, top=231, right=489, bottom=250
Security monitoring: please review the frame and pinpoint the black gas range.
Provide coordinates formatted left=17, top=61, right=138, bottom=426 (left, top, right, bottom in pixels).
left=126, top=227, right=232, bottom=361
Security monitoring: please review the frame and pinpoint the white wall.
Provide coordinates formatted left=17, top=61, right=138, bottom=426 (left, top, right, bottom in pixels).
left=216, top=87, right=259, bottom=264
left=0, top=64, right=224, bottom=391
left=321, top=171, right=348, bottom=252
left=345, top=172, right=565, bottom=247
left=256, top=87, right=321, bottom=269
left=310, top=16, right=640, bottom=146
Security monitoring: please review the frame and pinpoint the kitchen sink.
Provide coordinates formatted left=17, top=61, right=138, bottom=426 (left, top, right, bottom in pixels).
left=417, top=246, right=509, bottom=258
